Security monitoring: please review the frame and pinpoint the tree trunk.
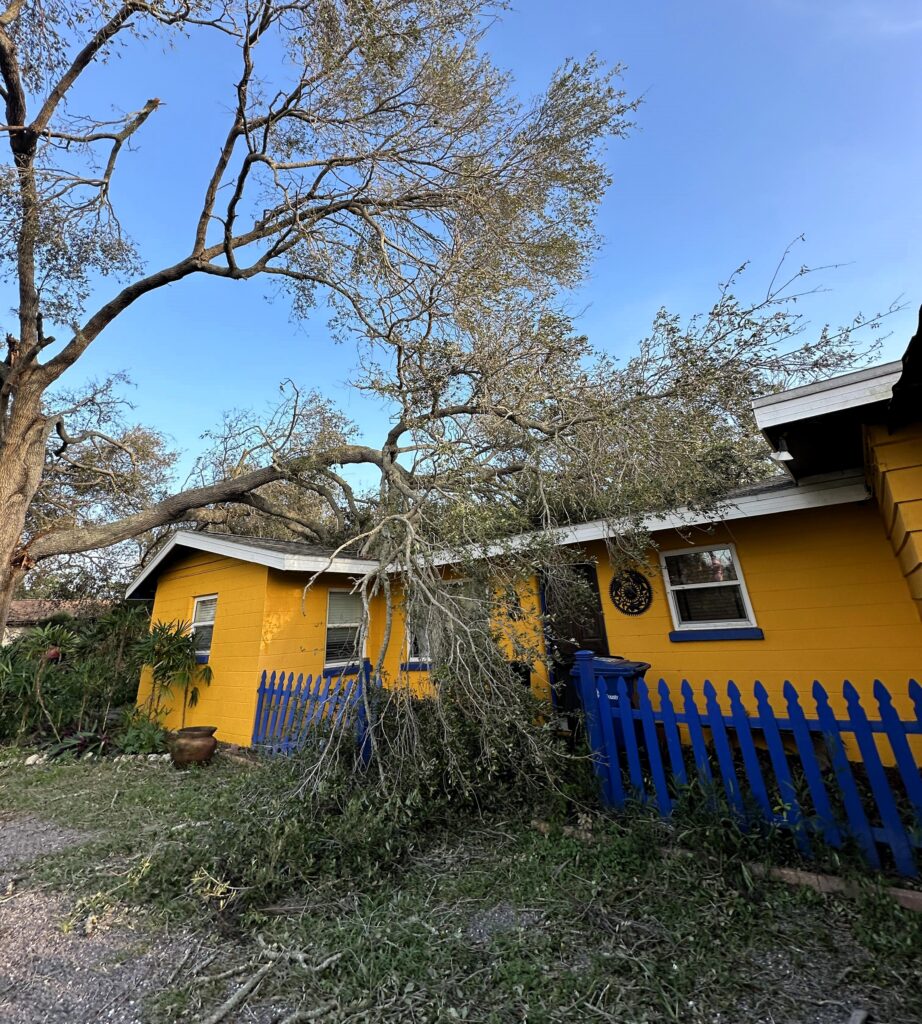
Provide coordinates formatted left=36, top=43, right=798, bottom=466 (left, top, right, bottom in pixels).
left=0, top=390, right=50, bottom=636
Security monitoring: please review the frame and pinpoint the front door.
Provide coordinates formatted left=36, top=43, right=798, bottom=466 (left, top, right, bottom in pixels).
left=541, top=562, right=610, bottom=713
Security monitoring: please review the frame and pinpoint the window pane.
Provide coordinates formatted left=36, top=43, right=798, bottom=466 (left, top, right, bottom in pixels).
left=409, top=631, right=430, bottom=661
left=665, top=549, right=738, bottom=586
left=407, top=605, right=432, bottom=661
left=675, top=585, right=747, bottom=624
left=328, top=591, right=362, bottom=625
left=192, top=623, right=214, bottom=652
left=326, top=625, right=361, bottom=663
left=193, top=597, right=217, bottom=624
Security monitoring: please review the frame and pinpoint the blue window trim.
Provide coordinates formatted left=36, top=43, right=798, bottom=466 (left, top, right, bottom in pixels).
left=194, top=653, right=210, bottom=665
left=400, top=660, right=431, bottom=672
left=322, top=660, right=368, bottom=677
left=669, top=627, right=764, bottom=643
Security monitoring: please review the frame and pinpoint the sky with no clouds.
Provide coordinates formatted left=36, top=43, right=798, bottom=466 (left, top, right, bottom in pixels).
left=12, top=1, right=922, bottom=477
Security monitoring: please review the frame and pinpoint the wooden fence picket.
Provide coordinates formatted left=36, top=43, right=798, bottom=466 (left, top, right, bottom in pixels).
left=874, top=679, right=922, bottom=823
left=703, top=680, right=745, bottom=818
left=812, top=680, right=880, bottom=869
left=727, top=681, right=773, bottom=822
left=637, top=679, right=671, bottom=815
left=910, top=679, right=922, bottom=727
left=843, top=681, right=916, bottom=876
left=596, top=674, right=627, bottom=808
left=754, top=681, right=810, bottom=853
left=574, top=654, right=920, bottom=877
left=657, top=679, right=687, bottom=787
left=616, top=676, right=645, bottom=798
left=681, top=680, right=713, bottom=786
left=783, top=681, right=842, bottom=849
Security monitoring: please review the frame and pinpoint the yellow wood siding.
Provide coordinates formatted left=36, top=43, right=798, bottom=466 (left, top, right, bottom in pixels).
left=866, top=422, right=922, bottom=618
left=586, top=501, right=922, bottom=762
left=137, top=551, right=268, bottom=745
left=257, top=571, right=405, bottom=687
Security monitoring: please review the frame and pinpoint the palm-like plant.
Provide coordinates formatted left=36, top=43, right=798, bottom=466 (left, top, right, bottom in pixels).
left=134, top=621, right=213, bottom=728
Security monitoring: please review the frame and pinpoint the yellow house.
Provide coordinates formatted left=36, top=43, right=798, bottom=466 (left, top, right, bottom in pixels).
left=128, top=326, right=922, bottom=750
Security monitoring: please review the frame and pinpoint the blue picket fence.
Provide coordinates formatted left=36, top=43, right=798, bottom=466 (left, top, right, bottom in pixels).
left=252, top=661, right=372, bottom=761
left=573, top=651, right=922, bottom=877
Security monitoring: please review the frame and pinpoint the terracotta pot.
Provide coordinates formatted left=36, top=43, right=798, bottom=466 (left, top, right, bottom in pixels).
left=169, top=726, right=218, bottom=768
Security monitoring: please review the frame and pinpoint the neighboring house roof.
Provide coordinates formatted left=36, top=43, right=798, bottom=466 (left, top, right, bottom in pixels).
left=6, top=599, right=106, bottom=626
left=125, top=531, right=380, bottom=600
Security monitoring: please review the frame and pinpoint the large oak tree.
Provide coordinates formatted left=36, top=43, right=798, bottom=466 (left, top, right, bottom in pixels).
left=0, top=0, right=881, bottom=638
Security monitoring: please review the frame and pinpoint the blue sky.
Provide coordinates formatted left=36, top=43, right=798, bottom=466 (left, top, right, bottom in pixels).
left=27, top=0, right=922, bottom=476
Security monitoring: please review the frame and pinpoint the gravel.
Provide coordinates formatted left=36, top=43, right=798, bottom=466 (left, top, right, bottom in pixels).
left=0, top=890, right=190, bottom=1024
left=0, top=813, right=91, bottom=880
left=0, top=814, right=282, bottom=1023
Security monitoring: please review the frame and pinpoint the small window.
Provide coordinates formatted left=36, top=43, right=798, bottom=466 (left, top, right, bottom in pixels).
left=660, top=545, right=756, bottom=630
left=325, top=590, right=363, bottom=667
left=191, top=595, right=218, bottom=662
left=405, top=604, right=433, bottom=664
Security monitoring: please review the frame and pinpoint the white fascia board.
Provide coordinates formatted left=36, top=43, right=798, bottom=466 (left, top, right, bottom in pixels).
left=752, top=361, right=902, bottom=432
left=425, top=472, right=869, bottom=565
left=125, top=531, right=380, bottom=599
left=128, top=474, right=871, bottom=594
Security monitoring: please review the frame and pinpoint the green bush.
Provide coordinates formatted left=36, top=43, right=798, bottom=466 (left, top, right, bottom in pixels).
left=0, top=605, right=150, bottom=745
left=113, top=707, right=169, bottom=754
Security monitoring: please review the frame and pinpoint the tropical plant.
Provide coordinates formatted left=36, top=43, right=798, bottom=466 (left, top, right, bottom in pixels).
left=134, top=621, right=213, bottom=727
left=0, top=603, right=149, bottom=744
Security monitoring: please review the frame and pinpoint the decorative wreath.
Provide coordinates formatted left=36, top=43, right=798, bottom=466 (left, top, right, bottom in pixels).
left=609, top=569, right=653, bottom=615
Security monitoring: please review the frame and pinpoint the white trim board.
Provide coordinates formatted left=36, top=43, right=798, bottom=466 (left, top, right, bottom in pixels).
left=426, top=471, right=870, bottom=565
left=752, top=360, right=901, bottom=431
left=127, top=473, right=870, bottom=597
left=125, top=532, right=379, bottom=599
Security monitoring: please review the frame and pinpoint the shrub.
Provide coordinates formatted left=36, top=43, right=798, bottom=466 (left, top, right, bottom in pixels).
left=0, top=604, right=149, bottom=745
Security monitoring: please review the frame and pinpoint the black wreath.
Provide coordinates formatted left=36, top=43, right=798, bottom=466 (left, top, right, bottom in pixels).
left=609, top=569, right=653, bottom=615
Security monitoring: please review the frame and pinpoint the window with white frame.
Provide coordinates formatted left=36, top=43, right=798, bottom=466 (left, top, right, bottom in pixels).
left=325, top=590, right=364, bottom=667
left=191, top=595, right=218, bottom=661
left=404, top=580, right=488, bottom=667
left=660, top=545, right=756, bottom=630
left=405, top=606, right=432, bottom=664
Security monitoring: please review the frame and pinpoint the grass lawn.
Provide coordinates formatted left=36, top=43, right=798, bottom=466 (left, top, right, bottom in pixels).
left=1, top=754, right=920, bottom=1023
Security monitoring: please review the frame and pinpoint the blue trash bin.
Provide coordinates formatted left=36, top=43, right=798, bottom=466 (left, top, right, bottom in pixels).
left=571, top=651, right=651, bottom=759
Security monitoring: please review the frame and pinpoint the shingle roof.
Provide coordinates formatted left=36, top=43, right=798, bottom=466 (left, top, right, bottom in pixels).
left=7, top=599, right=106, bottom=626
left=193, top=532, right=349, bottom=559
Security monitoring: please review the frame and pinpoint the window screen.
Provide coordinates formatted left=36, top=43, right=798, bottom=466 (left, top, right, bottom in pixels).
left=191, top=596, right=218, bottom=658
left=325, top=591, right=363, bottom=665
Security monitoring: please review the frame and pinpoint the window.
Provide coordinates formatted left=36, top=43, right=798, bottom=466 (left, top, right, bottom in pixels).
left=660, top=545, right=757, bottom=632
left=325, top=590, right=363, bottom=667
left=402, top=580, right=487, bottom=669
left=191, top=595, right=218, bottom=662
left=405, top=604, right=433, bottom=665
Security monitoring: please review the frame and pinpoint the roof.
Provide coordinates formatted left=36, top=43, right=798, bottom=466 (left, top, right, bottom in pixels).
left=751, top=359, right=903, bottom=432
left=127, top=472, right=873, bottom=599
left=751, top=313, right=922, bottom=480
left=427, top=470, right=869, bottom=564
left=125, top=531, right=380, bottom=600
left=7, top=599, right=107, bottom=626
left=889, top=305, right=922, bottom=428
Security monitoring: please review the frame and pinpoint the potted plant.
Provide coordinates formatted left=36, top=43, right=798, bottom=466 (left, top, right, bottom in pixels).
left=134, top=621, right=216, bottom=767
